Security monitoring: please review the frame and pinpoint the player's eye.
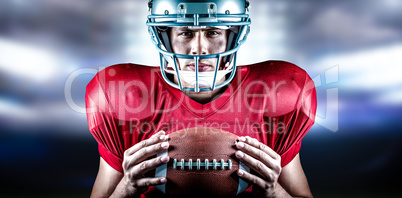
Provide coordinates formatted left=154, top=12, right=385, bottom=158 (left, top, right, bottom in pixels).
left=179, top=31, right=193, bottom=37
left=206, top=30, right=220, bottom=36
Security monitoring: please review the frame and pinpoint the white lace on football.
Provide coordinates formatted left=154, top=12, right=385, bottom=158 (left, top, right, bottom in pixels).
left=173, top=158, right=232, bottom=170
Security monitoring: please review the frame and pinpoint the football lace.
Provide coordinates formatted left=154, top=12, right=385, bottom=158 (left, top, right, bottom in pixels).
left=173, top=159, right=232, bottom=170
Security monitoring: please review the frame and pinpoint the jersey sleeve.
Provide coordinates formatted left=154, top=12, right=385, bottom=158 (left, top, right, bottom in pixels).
left=85, top=72, right=124, bottom=172
left=275, top=71, right=317, bottom=167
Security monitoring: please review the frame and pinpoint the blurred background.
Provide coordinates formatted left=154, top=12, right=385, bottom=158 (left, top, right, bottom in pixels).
left=0, top=0, right=401, bottom=197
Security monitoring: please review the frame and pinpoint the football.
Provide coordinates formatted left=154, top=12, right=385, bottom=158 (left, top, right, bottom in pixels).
left=153, top=127, right=250, bottom=197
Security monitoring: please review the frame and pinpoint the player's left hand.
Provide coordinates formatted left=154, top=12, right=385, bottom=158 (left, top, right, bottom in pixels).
left=235, top=136, right=282, bottom=198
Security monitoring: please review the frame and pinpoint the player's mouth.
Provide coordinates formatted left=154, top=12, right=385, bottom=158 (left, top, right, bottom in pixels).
left=187, top=63, right=212, bottom=72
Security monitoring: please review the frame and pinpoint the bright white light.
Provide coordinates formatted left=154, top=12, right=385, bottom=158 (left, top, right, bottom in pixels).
left=0, top=37, right=58, bottom=83
left=384, top=0, right=402, bottom=7
left=122, top=0, right=137, bottom=12
left=375, top=88, right=402, bottom=105
left=311, top=44, right=402, bottom=90
left=310, top=44, right=402, bottom=105
left=0, top=98, right=36, bottom=120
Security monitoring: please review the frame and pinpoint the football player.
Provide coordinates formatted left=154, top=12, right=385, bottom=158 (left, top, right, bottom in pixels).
left=86, top=0, right=316, bottom=197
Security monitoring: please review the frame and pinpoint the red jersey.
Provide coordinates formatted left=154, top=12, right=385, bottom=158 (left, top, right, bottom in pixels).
left=85, top=60, right=317, bottom=196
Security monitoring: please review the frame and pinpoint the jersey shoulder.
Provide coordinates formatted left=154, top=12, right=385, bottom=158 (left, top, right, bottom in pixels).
left=240, top=60, right=315, bottom=116
left=86, top=63, right=160, bottom=95
left=85, top=63, right=161, bottom=120
left=94, top=63, right=159, bottom=85
left=243, top=60, right=311, bottom=86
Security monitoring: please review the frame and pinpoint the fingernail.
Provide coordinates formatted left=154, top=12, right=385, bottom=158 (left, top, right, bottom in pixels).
left=159, top=135, right=165, bottom=140
left=160, top=156, right=169, bottom=163
left=239, top=137, right=246, bottom=142
left=236, top=142, right=244, bottom=148
left=161, top=142, right=169, bottom=149
left=236, top=151, right=244, bottom=158
left=160, top=178, right=167, bottom=183
left=238, top=169, right=244, bottom=176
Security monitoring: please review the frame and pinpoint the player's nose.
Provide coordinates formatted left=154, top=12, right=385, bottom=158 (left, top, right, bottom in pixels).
left=190, top=32, right=208, bottom=55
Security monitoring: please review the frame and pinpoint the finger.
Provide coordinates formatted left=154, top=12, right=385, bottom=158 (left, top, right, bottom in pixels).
left=238, top=136, right=281, bottom=161
left=125, top=131, right=168, bottom=156
left=134, top=177, right=167, bottom=188
left=236, top=141, right=281, bottom=173
left=128, top=141, right=169, bottom=166
left=237, top=168, right=273, bottom=190
left=130, top=155, right=170, bottom=179
left=235, top=150, right=275, bottom=181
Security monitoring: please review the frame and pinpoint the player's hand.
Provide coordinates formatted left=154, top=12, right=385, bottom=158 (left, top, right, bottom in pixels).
left=235, top=136, right=282, bottom=198
left=121, top=131, right=170, bottom=196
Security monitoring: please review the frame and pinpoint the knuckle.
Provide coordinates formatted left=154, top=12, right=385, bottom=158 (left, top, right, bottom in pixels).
left=242, top=142, right=248, bottom=150
left=125, top=172, right=130, bottom=179
left=140, top=140, right=147, bottom=148
left=156, top=134, right=162, bottom=142
left=276, top=153, right=281, bottom=160
left=252, top=177, right=259, bottom=185
left=132, top=180, right=139, bottom=187
left=122, top=160, right=128, bottom=169
left=156, top=156, right=164, bottom=164
left=155, top=143, right=163, bottom=151
left=269, top=172, right=274, bottom=180
left=264, top=183, right=273, bottom=190
left=126, top=172, right=135, bottom=183
left=258, top=150, right=266, bottom=159
left=138, top=147, right=147, bottom=157
left=277, top=166, right=282, bottom=173
left=267, top=172, right=276, bottom=183
left=256, top=161, right=265, bottom=172
left=259, top=143, right=267, bottom=150
left=274, top=162, right=282, bottom=172
left=144, top=181, right=151, bottom=187
left=139, top=162, right=148, bottom=172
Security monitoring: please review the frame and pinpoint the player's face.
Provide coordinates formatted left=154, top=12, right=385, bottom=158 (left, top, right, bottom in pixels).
left=170, top=26, right=228, bottom=72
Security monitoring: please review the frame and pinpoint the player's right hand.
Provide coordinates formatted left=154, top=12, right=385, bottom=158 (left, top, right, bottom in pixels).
left=121, top=131, right=169, bottom=196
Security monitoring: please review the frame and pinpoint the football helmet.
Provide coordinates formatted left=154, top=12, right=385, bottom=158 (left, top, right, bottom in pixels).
left=147, top=0, right=251, bottom=92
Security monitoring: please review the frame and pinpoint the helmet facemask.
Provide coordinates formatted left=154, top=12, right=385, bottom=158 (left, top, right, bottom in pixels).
left=147, top=0, right=251, bottom=92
